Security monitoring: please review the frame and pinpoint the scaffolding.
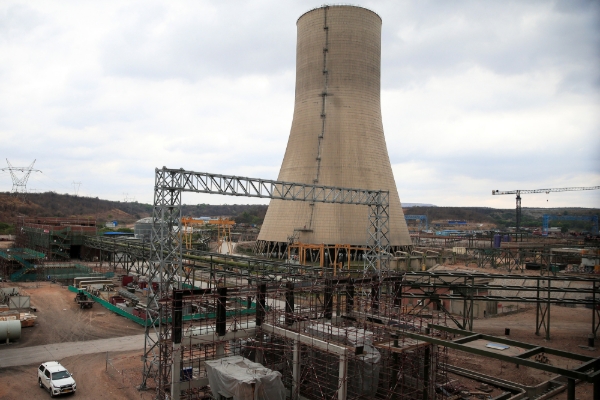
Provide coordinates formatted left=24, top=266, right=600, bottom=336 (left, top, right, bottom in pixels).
left=158, top=272, right=448, bottom=400
left=140, top=168, right=396, bottom=394
left=80, top=234, right=600, bottom=398
left=15, top=216, right=97, bottom=260
left=0, top=247, right=45, bottom=281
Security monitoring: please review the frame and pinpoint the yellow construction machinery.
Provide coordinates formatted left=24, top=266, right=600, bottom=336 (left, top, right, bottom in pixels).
left=180, top=217, right=235, bottom=252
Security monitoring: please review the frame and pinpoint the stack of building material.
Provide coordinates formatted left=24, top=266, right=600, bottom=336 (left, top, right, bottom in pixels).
left=0, top=310, right=18, bottom=321
left=19, top=312, right=37, bottom=327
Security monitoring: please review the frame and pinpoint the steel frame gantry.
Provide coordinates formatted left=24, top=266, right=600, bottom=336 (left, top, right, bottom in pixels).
left=85, top=236, right=153, bottom=275
left=399, top=271, right=600, bottom=339
left=83, top=235, right=352, bottom=280
left=140, top=168, right=392, bottom=397
left=403, top=324, right=600, bottom=400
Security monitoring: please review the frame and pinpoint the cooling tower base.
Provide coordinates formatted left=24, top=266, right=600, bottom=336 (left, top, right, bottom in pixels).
left=255, top=240, right=412, bottom=264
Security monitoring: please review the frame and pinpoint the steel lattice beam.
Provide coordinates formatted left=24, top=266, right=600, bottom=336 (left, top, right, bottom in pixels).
left=156, top=169, right=385, bottom=204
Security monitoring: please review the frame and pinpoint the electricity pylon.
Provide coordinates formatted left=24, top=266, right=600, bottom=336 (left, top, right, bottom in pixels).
left=1, top=159, right=41, bottom=198
left=72, top=181, right=82, bottom=196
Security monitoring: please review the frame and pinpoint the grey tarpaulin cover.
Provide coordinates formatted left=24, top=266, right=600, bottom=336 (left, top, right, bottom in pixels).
left=205, top=356, right=286, bottom=400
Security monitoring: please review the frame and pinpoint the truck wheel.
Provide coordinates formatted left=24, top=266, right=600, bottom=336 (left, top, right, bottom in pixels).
left=38, top=378, right=43, bottom=388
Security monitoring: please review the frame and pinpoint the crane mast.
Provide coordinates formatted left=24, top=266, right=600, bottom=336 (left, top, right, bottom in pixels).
left=491, top=186, right=600, bottom=232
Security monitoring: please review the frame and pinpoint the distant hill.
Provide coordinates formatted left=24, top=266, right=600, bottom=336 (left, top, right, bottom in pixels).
left=0, top=191, right=597, bottom=234
left=0, top=192, right=153, bottom=224
left=403, top=203, right=436, bottom=207
left=403, top=206, right=600, bottom=230
left=0, top=192, right=269, bottom=233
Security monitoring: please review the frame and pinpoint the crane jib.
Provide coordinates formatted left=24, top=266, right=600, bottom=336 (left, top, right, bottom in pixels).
left=492, top=186, right=600, bottom=195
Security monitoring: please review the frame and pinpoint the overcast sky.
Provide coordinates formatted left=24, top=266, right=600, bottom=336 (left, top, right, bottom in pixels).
left=1, top=0, right=598, bottom=208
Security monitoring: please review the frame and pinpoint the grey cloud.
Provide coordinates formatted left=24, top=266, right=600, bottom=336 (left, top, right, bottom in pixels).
left=553, top=0, right=599, bottom=14
left=100, top=2, right=303, bottom=81
left=0, top=3, right=44, bottom=41
left=380, top=0, right=600, bottom=91
left=395, top=145, right=599, bottom=184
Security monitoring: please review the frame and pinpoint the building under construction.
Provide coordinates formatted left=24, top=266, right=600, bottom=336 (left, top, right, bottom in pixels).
left=0, top=217, right=98, bottom=281
left=125, top=6, right=600, bottom=399
left=161, top=271, right=449, bottom=400
left=5, top=4, right=596, bottom=400
left=82, top=231, right=600, bottom=400
left=15, top=216, right=97, bottom=260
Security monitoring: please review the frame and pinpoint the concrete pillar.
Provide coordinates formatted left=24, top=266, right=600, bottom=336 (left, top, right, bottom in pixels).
left=216, top=343, right=225, bottom=358
left=171, top=343, right=181, bottom=399
left=292, top=339, right=300, bottom=400
left=338, top=349, right=348, bottom=400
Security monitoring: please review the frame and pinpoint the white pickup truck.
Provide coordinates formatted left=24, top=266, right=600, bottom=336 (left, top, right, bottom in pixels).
left=37, top=361, right=77, bottom=397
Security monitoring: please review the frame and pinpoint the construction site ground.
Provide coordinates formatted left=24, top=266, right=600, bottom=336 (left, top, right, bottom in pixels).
left=5, top=282, right=144, bottom=348
left=1, top=269, right=599, bottom=399
left=449, top=305, right=599, bottom=400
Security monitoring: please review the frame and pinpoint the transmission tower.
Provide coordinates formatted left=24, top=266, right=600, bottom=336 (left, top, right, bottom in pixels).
left=72, top=181, right=82, bottom=196
left=123, top=193, right=136, bottom=215
left=1, top=159, right=41, bottom=198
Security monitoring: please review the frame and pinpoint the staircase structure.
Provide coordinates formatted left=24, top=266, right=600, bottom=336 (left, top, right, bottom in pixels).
left=0, top=248, right=45, bottom=281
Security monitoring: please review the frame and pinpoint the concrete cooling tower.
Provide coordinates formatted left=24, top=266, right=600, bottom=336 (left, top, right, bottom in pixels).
left=256, top=5, right=411, bottom=257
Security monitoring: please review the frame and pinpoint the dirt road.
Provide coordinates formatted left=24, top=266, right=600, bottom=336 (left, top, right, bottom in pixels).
left=0, top=282, right=149, bottom=399
left=0, top=350, right=149, bottom=400
left=0, top=334, right=145, bottom=369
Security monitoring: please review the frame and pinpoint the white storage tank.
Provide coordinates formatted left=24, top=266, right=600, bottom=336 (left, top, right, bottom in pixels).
left=0, top=320, right=21, bottom=342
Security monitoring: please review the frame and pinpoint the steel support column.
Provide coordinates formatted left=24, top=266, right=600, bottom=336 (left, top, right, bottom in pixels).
left=536, top=278, right=552, bottom=340
left=594, top=281, right=599, bottom=339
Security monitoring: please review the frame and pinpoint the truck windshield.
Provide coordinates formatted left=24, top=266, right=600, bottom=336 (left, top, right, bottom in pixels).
left=52, top=371, right=70, bottom=380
